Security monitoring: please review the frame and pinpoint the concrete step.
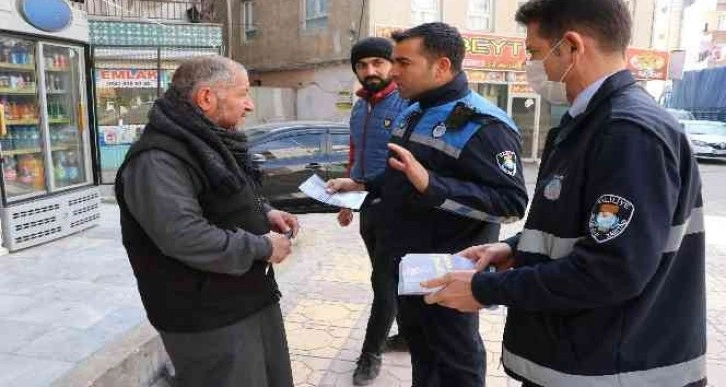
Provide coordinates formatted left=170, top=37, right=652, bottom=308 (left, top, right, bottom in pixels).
left=51, top=322, right=170, bottom=387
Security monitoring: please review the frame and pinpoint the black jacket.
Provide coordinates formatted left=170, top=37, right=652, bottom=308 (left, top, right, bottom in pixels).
left=373, top=72, right=528, bottom=260
left=116, top=100, right=278, bottom=333
left=472, top=70, right=707, bottom=386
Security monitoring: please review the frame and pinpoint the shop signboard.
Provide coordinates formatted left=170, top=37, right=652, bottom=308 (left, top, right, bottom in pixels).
left=626, top=48, right=670, bottom=81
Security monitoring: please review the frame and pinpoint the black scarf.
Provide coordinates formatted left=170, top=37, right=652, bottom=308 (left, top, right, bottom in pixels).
left=146, top=90, right=262, bottom=195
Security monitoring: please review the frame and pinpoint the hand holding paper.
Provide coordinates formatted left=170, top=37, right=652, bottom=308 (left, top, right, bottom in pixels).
left=298, top=174, right=368, bottom=210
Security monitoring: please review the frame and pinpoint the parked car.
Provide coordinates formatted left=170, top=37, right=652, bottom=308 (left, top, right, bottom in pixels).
left=246, top=121, right=350, bottom=213
left=667, top=108, right=695, bottom=121
left=682, top=120, right=726, bottom=160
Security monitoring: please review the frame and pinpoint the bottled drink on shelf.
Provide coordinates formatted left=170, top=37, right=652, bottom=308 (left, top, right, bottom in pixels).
left=65, top=151, right=79, bottom=182
left=1, top=43, right=12, bottom=64
left=30, top=154, right=44, bottom=189
left=54, top=152, right=68, bottom=185
left=29, top=126, right=39, bottom=149
left=8, top=102, right=18, bottom=120
left=53, top=74, right=62, bottom=91
left=18, top=155, right=32, bottom=185
left=3, top=156, right=17, bottom=183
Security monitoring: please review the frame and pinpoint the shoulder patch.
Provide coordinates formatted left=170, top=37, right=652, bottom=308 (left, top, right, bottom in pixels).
left=543, top=175, right=564, bottom=201
left=432, top=122, right=447, bottom=138
left=496, top=151, right=517, bottom=176
left=588, top=195, right=635, bottom=243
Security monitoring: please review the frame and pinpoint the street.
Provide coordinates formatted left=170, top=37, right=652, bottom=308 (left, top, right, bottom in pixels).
left=0, top=161, right=725, bottom=386
left=700, top=160, right=726, bottom=216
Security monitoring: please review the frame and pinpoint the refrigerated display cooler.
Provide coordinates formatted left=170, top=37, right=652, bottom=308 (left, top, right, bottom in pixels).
left=0, top=0, right=100, bottom=251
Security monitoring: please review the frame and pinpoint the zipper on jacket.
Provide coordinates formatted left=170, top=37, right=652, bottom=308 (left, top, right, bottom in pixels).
left=360, top=103, right=373, bottom=178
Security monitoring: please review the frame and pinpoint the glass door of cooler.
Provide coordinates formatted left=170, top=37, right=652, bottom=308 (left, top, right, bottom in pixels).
left=0, top=35, right=48, bottom=202
left=39, top=43, right=92, bottom=192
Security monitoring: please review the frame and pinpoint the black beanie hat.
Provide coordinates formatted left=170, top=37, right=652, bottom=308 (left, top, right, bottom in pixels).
left=350, top=37, right=393, bottom=72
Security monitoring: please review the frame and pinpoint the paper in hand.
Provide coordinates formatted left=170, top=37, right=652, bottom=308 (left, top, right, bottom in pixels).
left=298, top=174, right=368, bottom=210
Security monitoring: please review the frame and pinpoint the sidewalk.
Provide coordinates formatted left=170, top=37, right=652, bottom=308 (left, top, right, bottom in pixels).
left=0, top=197, right=725, bottom=385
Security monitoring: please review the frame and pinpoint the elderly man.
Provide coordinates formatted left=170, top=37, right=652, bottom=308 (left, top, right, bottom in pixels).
left=115, top=55, right=299, bottom=387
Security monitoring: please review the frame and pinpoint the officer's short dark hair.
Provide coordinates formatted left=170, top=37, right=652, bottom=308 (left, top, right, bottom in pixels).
left=391, top=22, right=466, bottom=73
left=515, top=0, right=632, bottom=53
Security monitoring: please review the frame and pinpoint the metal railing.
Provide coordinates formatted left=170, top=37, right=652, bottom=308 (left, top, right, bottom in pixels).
left=70, top=0, right=216, bottom=23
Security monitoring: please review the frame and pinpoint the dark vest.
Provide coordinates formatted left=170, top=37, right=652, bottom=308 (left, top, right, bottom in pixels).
left=115, top=129, right=279, bottom=333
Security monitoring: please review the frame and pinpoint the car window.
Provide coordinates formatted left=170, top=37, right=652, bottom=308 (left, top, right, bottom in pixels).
left=330, top=132, right=350, bottom=156
left=251, top=131, right=324, bottom=160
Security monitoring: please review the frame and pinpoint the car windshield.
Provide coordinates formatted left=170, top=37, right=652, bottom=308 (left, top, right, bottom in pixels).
left=686, top=121, right=726, bottom=136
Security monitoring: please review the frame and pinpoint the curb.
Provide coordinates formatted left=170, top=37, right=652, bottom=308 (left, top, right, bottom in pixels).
left=51, top=322, right=170, bottom=387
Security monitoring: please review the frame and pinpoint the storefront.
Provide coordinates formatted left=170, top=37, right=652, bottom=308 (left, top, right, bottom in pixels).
left=88, top=20, right=223, bottom=183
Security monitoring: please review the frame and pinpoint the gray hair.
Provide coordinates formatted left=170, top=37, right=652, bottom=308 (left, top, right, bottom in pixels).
left=169, top=55, right=246, bottom=102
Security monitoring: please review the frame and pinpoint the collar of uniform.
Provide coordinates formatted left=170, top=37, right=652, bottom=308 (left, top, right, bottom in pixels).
left=554, top=70, right=636, bottom=146
left=414, top=71, right=470, bottom=110
left=356, top=81, right=398, bottom=105
left=568, top=71, right=618, bottom=117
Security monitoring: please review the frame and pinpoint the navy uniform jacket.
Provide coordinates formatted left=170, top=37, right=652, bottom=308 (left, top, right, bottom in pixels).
left=371, top=72, right=528, bottom=261
left=472, top=70, right=707, bottom=387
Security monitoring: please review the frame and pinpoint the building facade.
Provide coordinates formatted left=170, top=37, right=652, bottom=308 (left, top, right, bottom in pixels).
left=230, top=0, right=659, bottom=160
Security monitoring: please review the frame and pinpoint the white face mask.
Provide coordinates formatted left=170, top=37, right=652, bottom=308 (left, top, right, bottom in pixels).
left=525, top=39, right=574, bottom=105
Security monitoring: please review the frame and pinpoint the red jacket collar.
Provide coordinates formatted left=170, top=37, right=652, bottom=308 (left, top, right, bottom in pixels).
left=356, top=82, right=398, bottom=105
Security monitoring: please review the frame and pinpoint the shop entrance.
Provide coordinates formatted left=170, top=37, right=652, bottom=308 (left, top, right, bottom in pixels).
left=507, top=94, right=541, bottom=161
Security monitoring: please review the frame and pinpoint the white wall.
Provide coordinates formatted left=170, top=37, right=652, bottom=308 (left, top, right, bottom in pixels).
left=296, top=64, right=356, bottom=123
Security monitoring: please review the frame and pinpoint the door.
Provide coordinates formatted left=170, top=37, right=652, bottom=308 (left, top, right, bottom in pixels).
left=0, top=35, right=47, bottom=202
left=39, top=43, right=92, bottom=192
left=508, top=94, right=541, bottom=160
left=251, top=129, right=326, bottom=206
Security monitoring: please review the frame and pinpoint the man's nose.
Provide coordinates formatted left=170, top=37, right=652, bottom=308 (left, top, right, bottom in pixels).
left=361, top=65, right=377, bottom=77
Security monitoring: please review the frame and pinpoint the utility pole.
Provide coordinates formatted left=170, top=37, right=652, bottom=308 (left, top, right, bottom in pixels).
left=225, top=0, right=234, bottom=58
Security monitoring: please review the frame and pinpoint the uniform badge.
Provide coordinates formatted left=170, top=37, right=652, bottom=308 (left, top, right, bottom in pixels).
left=432, top=122, right=447, bottom=138
left=496, top=151, right=517, bottom=177
left=543, top=175, right=563, bottom=201
left=588, top=194, right=635, bottom=244
left=383, top=118, right=392, bottom=128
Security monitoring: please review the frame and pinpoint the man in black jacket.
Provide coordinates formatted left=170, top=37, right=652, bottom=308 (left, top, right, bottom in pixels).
left=329, top=23, right=528, bottom=386
left=115, top=56, right=299, bottom=387
left=423, top=1, right=707, bottom=386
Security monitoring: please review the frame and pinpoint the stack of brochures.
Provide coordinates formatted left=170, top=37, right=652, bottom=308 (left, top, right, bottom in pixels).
left=398, top=254, right=476, bottom=295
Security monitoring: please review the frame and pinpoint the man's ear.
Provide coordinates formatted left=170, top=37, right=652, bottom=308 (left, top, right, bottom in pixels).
left=194, top=86, right=217, bottom=114
left=435, top=56, right=453, bottom=79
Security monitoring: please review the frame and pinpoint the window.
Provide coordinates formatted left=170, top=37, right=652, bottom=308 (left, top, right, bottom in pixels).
left=304, top=0, right=328, bottom=30
left=718, top=14, right=726, bottom=31
left=241, top=1, right=255, bottom=41
left=411, top=0, right=440, bottom=25
left=330, top=132, right=350, bottom=156
left=467, top=0, right=493, bottom=32
left=252, top=132, right=325, bottom=161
